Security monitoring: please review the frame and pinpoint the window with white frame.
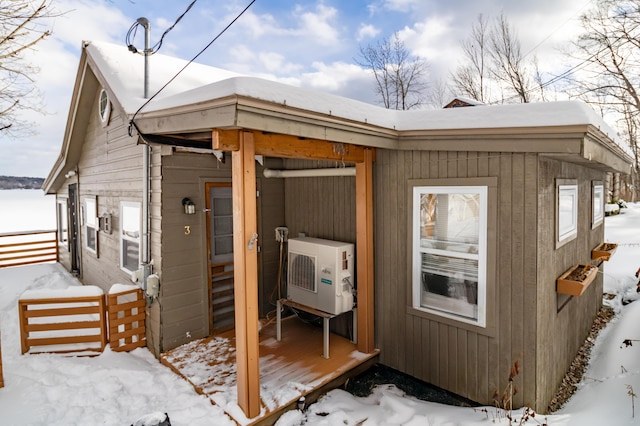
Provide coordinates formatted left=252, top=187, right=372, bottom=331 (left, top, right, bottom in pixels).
left=98, top=89, right=111, bottom=125
left=412, top=185, right=488, bottom=327
left=120, top=201, right=141, bottom=272
left=592, top=182, right=604, bottom=228
left=557, top=182, right=578, bottom=246
left=85, top=197, right=98, bottom=254
left=57, top=200, right=68, bottom=247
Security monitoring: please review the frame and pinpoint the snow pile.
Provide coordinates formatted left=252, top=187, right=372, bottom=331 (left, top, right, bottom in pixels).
left=2, top=205, right=640, bottom=425
left=0, top=263, right=234, bottom=426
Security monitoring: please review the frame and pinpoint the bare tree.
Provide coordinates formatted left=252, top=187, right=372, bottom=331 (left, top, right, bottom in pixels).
left=357, top=32, right=428, bottom=110
left=451, top=14, right=490, bottom=103
left=569, top=1, right=640, bottom=115
left=0, top=0, right=56, bottom=136
left=453, top=13, right=538, bottom=104
left=425, top=78, right=452, bottom=109
left=489, top=14, right=531, bottom=103
left=566, top=0, right=640, bottom=200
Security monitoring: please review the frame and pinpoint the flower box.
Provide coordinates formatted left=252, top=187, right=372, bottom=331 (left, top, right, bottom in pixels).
left=557, top=264, right=598, bottom=296
left=591, top=242, right=618, bottom=261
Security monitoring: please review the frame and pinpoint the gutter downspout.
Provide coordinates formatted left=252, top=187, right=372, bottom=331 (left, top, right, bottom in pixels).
left=142, top=144, right=152, bottom=286
left=139, top=17, right=152, bottom=296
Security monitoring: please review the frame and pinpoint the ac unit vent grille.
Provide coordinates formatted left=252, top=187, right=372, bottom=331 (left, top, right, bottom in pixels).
left=289, top=253, right=316, bottom=292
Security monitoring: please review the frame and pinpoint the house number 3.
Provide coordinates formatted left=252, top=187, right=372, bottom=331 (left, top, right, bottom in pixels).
left=184, top=225, right=191, bottom=235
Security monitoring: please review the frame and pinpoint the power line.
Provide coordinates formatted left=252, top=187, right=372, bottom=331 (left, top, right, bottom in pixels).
left=126, top=1, right=197, bottom=54
left=522, top=0, right=596, bottom=59
left=128, top=0, right=257, bottom=134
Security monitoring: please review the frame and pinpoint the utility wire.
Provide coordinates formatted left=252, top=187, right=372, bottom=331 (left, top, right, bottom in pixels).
left=126, top=1, right=196, bottom=54
left=151, top=0, right=197, bottom=54
left=129, top=0, right=257, bottom=135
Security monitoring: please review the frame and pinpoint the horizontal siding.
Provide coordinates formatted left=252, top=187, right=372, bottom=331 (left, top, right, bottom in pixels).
left=73, top=88, right=145, bottom=290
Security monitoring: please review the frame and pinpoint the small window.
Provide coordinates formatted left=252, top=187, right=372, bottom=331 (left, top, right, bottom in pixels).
left=98, top=89, right=111, bottom=124
left=85, top=197, right=98, bottom=254
left=592, top=182, right=604, bottom=228
left=412, top=184, right=488, bottom=327
left=557, top=181, right=578, bottom=247
left=57, top=200, right=68, bottom=247
left=120, top=201, right=141, bottom=272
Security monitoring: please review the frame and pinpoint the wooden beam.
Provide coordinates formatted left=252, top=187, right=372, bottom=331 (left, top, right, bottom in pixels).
left=232, top=131, right=261, bottom=418
left=254, top=132, right=365, bottom=162
left=355, top=148, right=376, bottom=354
left=213, top=129, right=368, bottom=163
left=212, top=129, right=240, bottom=151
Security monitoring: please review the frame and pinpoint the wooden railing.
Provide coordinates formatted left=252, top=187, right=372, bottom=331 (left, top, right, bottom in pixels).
left=19, top=292, right=108, bottom=355
left=0, top=230, right=58, bottom=268
left=108, top=287, right=147, bottom=352
left=18, top=286, right=146, bottom=356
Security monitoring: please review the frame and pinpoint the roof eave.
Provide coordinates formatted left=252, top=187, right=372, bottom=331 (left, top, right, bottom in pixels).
left=43, top=46, right=93, bottom=194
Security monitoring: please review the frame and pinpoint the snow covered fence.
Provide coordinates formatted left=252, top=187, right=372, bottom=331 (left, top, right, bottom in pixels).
left=18, top=285, right=147, bottom=355
left=108, top=284, right=146, bottom=352
left=0, top=230, right=57, bottom=268
left=18, top=286, right=108, bottom=355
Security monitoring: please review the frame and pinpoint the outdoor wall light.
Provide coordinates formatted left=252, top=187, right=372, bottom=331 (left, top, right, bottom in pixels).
left=182, top=198, right=196, bottom=215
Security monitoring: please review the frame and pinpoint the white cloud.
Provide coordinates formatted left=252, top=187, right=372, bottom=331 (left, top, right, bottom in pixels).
left=232, top=3, right=341, bottom=46
left=357, top=24, right=380, bottom=41
left=296, top=4, right=340, bottom=45
left=381, top=0, right=421, bottom=13
left=258, top=51, right=304, bottom=74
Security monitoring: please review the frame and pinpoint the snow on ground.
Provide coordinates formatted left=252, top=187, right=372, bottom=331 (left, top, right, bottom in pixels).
left=0, top=264, right=235, bottom=426
left=1, top=202, right=640, bottom=425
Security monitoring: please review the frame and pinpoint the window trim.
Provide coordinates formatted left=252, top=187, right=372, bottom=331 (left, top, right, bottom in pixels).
left=408, top=177, right=497, bottom=332
left=84, top=196, right=98, bottom=255
left=98, top=88, right=111, bottom=125
left=120, top=201, right=141, bottom=273
left=592, top=181, right=604, bottom=229
left=556, top=179, right=578, bottom=248
left=57, top=199, right=68, bottom=248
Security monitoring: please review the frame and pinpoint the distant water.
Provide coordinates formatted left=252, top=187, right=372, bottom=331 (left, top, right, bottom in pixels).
left=0, top=189, right=56, bottom=233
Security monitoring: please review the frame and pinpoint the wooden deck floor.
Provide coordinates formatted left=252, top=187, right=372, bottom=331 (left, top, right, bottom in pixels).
left=160, top=316, right=379, bottom=425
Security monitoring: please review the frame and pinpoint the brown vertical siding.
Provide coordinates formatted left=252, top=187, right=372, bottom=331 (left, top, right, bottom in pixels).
left=282, top=159, right=356, bottom=243
left=159, top=154, right=285, bottom=352
left=257, top=158, right=286, bottom=316
left=535, top=157, right=604, bottom=409
left=375, top=149, right=541, bottom=408
left=374, top=148, right=605, bottom=411
left=160, top=152, right=231, bottom=352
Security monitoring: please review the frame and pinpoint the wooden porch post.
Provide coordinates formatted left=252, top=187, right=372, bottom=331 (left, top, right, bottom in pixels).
left=232, top=131, right=261, bottom=418
left=355, top=148, right=375, bottom=354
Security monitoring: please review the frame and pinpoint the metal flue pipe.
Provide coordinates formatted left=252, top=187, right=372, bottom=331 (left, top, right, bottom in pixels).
left=137, top=17, right=151, bottom=99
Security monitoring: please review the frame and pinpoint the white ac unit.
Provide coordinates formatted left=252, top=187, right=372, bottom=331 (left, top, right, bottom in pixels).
left=287, top=237, right=355, bottom=315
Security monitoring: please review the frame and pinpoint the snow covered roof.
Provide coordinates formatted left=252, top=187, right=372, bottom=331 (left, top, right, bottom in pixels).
left=443, top=96, right=485, bottom=108
left=87, top=41, right=242, bottom=114
left=85, top=40, right=622, bottom=141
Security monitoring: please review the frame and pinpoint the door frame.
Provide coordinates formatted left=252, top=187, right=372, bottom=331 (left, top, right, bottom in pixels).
left=205, top=181, right=234, bottom=334
left=68, top=183, right=81, bottom=276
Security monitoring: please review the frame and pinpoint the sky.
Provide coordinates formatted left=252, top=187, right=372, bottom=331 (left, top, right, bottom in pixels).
left=0, top=0, right=595, bottom=178
left=1, top=191, right=640, bottom=425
